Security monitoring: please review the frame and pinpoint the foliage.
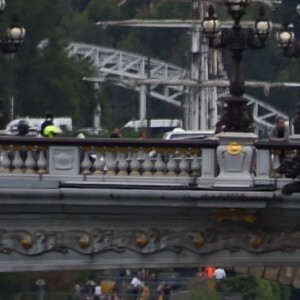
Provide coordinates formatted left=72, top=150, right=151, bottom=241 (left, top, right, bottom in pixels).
left=218, top=275, right=291, bottom=300
left=189, top=275, right=293, bottom=300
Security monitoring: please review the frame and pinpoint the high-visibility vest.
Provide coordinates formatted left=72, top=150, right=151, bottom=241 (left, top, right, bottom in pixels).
left=205, top=267, right=215, bottom=279
left=43, top=125, right=62, bottom=137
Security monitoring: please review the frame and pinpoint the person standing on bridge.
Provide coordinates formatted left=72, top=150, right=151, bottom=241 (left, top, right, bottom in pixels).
left=40, top=112, right=54, bottom=137
left=269, top=116, right=290, bottom=167
left=214, top=121, right=224, bottom=134
left=17, top=120, right=31, bottom=136
left=110, top=128, right=122, bottom=138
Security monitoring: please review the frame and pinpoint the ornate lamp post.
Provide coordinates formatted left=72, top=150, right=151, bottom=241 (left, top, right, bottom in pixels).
left=277, top=21, right=300, bottom=58
left=275, top=4, right=300, bottom=190
left=276, top=5, right=300, bottom=136
left=0, top=0, right=25, bottom=127
left=0, top=1, right=25, bottom=53
left=202, top=1, right=272, bottom=132
left=201, top=1, right=272, bottom=188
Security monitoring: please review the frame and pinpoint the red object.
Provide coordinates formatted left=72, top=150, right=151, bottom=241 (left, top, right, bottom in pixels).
left=204, top=267, right=215, bottom=279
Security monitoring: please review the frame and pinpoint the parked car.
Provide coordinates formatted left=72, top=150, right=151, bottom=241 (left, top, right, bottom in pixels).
left=162, top=128, right=215, bottom=140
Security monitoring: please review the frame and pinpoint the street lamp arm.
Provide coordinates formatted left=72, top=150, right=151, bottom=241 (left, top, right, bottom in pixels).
left=0, top=41, right=18, bottom=54
left=282, top=43, right=300, bottom=58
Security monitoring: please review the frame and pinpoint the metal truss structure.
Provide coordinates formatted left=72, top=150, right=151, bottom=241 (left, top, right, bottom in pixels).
left=66, top=42, right=289, bottom=133
left=66, top=42, right=188, bottom=121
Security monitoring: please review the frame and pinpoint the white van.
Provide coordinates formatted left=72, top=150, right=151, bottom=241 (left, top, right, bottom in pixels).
left=162, top=128, right=215, bottom=140
left=4, top=117, right=73, bottom=135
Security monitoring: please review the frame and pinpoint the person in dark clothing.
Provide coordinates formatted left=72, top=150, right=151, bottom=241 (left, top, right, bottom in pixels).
left=110, top=128, right=121, bottom=138
left=157, top=281, right=172, bottom=300
left=17, top=120, right=30, bottom=136
left=162, top=282, right=172, bottom=300
left=269, top=116, right=290, bottom=164
left=40, top=112, right=54, bottom=137
left=214, top=121, right=223, bottom=134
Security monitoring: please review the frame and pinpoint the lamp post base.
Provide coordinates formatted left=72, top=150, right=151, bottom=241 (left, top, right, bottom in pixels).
left=213, top=132, right=257, bottom=188
left=221, top=96, right=254, bottom=132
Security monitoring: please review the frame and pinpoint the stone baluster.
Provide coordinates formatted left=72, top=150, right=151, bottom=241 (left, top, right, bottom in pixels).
left=37, top=149, right=48, bottom=174
left=178, top=152, right=190, bottom=176
left=117, top=151, right=128, bottom=176
left=190, top=152, right=201, bottom=177
left=0, top=146, right=11, bottom=173
left=153, top=152, right=165, bottom=176
left=12, top=148, right=24, bottom=174
left=141, top=149, right=153, bottom=176
left=93, top=152, right=105, bottom=175
left=166, top=153, right=177, bottom=176
left=105, top=151, right=117, bottom=175
left=81, top=151, right=92, bottom=175
left=129, top=152, right=140, bottom=176
left=24, top=148, right=36, bottom=174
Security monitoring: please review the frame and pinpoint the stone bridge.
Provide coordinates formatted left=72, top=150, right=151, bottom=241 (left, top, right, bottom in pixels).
left=0, top=134, right=300, bottom=280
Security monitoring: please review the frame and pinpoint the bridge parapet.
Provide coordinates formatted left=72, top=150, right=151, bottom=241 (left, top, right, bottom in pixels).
left=0, top=136, right=218, bottom=179
left=1, top=136, right=300, bottom=270
left=0, top=136, right=298, bottom=190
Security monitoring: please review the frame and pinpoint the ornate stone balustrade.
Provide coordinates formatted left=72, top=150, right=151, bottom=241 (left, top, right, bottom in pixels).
left=0, top=136, right=219, bottom=179
left=0, top=136, right=299, bottom=188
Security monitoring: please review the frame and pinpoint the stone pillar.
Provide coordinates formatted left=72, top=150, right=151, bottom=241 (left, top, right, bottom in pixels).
left=214, top=132, right=257, bottom=187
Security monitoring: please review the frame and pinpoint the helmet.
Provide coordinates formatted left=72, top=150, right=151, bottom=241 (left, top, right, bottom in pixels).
left=17, top=120, right=30, bottom=136
left=43, top=125, right=62, bottom=137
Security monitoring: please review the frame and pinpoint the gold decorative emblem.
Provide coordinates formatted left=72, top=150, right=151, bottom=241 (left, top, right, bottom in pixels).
left=211, top=209, right=256, bottom=223
left=227, top=142, right=243, bottom=155
left=79, top=237, right=91, bottom=249
left=136, top=233, right=148, bottom=248
left=249, top=234, right=262, bottom=249
left=21, top=238, right=33, bottom=250
left=192, top=234, right=205, bottom=248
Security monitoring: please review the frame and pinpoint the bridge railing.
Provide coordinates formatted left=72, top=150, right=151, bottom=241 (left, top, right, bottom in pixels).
left=0, top=136, right=299, bottom=188
left=0, top=136, right=218, bottom=180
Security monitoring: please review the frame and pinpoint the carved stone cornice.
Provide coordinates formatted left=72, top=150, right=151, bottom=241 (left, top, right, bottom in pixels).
left=1, top=227, right=300, bottom=256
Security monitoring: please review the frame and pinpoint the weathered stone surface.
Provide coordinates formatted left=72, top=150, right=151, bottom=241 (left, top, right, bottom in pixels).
left=221, top=293, right=243, bottom=300
left=234, top=267, right=249, bottom=274
left=278, top=266, right=296, bottom=285
left=263, top=267, right=280, bottom=281
left=292, top=267, right=300, bottom=289
left=249, top=267, right=264, bottom=278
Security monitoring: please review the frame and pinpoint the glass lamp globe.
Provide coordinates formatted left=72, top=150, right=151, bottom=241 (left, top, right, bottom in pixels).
left=277, top=29, right=295, bottom=48
left=297, top=3, right=300, bottom=16
left=255, top=20, right=272, bottom=39
left=202, top=5, right=221, bottom=39
left=0, top=0, right=6, bottom=13
left=225, top=0, right=249, bottom=14
left=7, top=26, right=26, bottom=44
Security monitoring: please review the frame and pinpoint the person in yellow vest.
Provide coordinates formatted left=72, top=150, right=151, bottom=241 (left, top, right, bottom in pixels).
left=43, top=125, right=62, bottom=137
